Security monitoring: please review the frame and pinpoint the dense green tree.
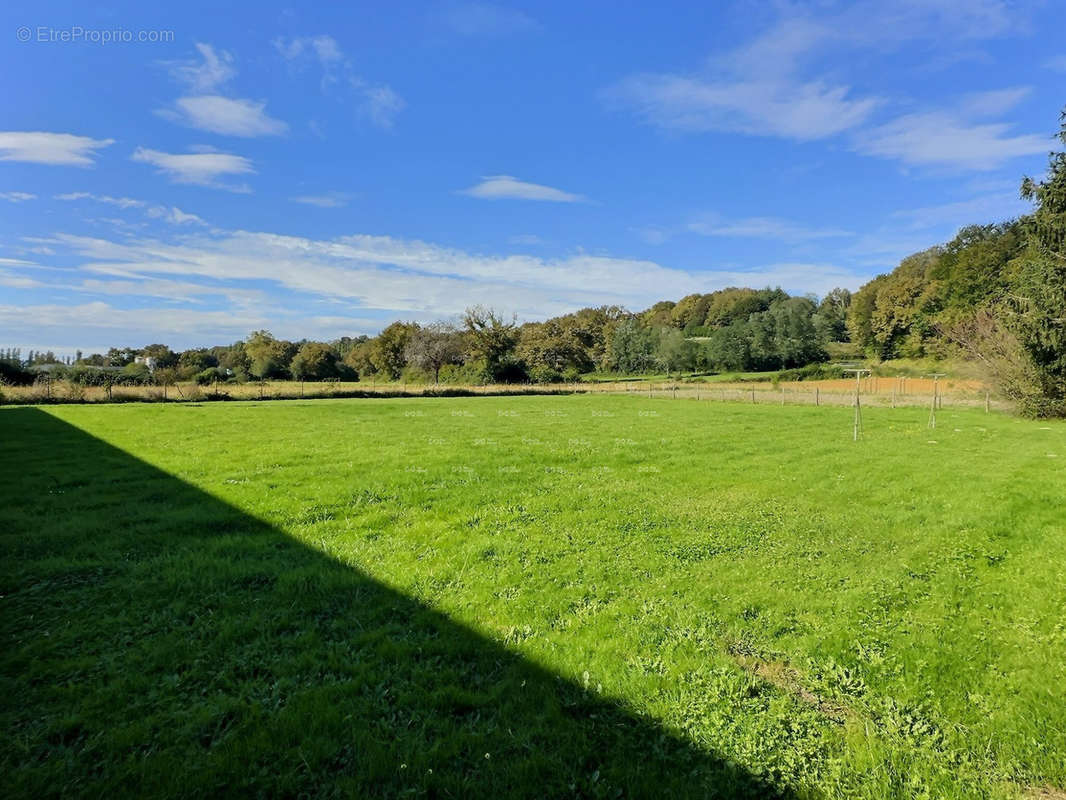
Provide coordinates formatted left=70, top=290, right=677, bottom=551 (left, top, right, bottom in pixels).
left=1007, top=110, right=1066, bottom=408
left=290, top=342, right=340, bottom=381
left=343, top=339, right=376, bottom=379
left=462, top=307, right=523, bottom=382
left=705, top=322, right=750, bottom=371
left=813, top=288, right=851, bottom=343
left=653, top=327, right=697, bottom=374
left=371, top=322, right=418, bottom=379
left=605, top=317, right=655, bottom=373
left=245, top=330, right=295, bottom=379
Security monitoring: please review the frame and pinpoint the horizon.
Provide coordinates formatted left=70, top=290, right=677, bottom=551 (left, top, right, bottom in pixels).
left=2, top=1, right=1064, bottom=355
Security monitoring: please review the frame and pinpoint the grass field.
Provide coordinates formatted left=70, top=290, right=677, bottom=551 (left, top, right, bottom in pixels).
left=2, top=395, right=1064, bottom=798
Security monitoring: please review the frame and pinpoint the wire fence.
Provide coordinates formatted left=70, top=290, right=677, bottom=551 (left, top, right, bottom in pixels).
left=1, top=375, right=1001, bottom=412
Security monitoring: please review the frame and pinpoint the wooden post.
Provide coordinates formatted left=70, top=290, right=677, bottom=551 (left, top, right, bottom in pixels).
left=843, top=368, right=870, bottom=441
left=926, top=373, right=945, bottom=428
left=781, top=386, right=785, bottom=405
left=891, top=383, right=896, bottom=408
left=751, top=387, right=756, bottom=404
left=985, top=390, right=990, bottom=413
left=815, top=386, right=820, bottom=406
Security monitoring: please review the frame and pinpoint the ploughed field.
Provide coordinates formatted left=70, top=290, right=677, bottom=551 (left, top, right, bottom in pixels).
left=2, top=396, right=1063, bottom=799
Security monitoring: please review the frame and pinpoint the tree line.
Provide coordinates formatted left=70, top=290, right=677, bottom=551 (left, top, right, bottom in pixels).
left=845, top=110, right=1065, bottom=416
left=4, top=109, right=1062, bottom=414
left=0, top=292, right=850, bottom=389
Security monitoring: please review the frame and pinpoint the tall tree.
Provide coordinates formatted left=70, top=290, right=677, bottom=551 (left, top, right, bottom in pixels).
left=1009, top=109, right=1066, bottom=409
left=462, top=307, right=521, bottom=382
left=404, top=322, right=462, bottom=383
left=370, top=322, right=418, bottom=379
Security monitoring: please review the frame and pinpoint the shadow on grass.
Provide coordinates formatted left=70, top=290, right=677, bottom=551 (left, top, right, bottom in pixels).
left=1, top=408, right=791, bottom=798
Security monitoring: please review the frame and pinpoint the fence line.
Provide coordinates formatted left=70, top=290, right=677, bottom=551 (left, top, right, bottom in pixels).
left=1, top=376, right=1000, bottom=411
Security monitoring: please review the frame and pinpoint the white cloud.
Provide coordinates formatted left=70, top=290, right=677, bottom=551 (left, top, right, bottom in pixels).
left=890, top=192, right=1029, bottom=230
left=0, top=269, right=46, bottom=289
left=356, top=84, right=405, bottom=129
left=460, top=175, right=587, bottom=203
left=158, top=44, right=287, bottom=137
left=0, top=132, right=114, bottom=166
left=55, top=192, right=145, bottom=208
left=274, top=34, right=405, bottom=129
left=273, top=35, right=344, bottom=69
left=855, top=111, right=1049, bottom=169
left=32, top=226, right=869, bottom=328
left=439, top=3, right=540, bottom=36
left=146, top=206, right=207, bottom=225
left=131, top=147, right=254, bottom=191
left=160, top=95, right=288, bottom=137
left=164, top=43, right=236, bottom=92
left=604, top=1, right=1032, bottom=143
left=1043, top=54, right=1066, bottom=72
left=959, top=87, right=1031, bottom=117
left=290, top=193, right=350, bottom=208
left=0, top=191, right=36, bottom=202
left=687, top=214, right=853, bottom=242
left=606, top=73, right=879, bottom=140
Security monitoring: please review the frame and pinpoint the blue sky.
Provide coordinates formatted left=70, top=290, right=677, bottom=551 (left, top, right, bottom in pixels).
left=1, top=0, right=1063, bottom=354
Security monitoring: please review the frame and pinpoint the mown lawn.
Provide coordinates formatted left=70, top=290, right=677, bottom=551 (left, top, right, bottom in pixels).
left=2, top=396, right=1064, bottom=798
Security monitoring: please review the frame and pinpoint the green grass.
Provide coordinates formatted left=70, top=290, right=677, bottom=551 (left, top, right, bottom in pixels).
left=2, top=396, right=1064, bottom=798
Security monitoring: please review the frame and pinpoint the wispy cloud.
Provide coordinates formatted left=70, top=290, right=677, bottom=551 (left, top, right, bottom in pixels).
left=0, top=132, right=114, bottom=166
left=159, top=96, right=288, bottom=137
left=1044, top=54, right=1066, bottom=72
left=889, top=187, right=1028, bottom=230
left=636, top=214, right=852, bottom=245
left=354, top=84, right=405, bottom=129
left=606, top=73, right=879, bottom=141
left=290, top=192, right=350, bottom=208
left=508, top=234, right=545, bottom=246
left=855, top=110, right=1049, bottom=170
left=687, top=214, right=853, bottom=242
left=438, top=3, right=540, bottom=36
left=0, top=191, right=36, bottom=202
left=158, top=44, right=287, bottom=137
left=163, top=43, right=236, bottom=92
left=959, top=87, right=1031, bottom=117
left=604, top=1, right=1033, bottom=144
left=131, top=147, right=254, bottom=191
left=146, top=206, right=207, bottom=225
left=24, top=226, right=869, bottom=330
left=274, top=34, right=405, bottom=130
left=460, top=175, right=587, bottom=203
left=55, top=192, right=145, bottom=208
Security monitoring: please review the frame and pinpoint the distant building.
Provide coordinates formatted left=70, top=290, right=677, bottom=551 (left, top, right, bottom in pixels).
left=134, top=355, right=157, bottom=372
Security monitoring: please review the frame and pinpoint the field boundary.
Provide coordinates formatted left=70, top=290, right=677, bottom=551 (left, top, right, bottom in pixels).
left=1, top=375, right=1005, bottom=412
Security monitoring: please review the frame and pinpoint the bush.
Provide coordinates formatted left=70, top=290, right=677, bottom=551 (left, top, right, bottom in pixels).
left=949, top=310, right=1065, bottom=418
left=64, top=382, right=87, bottom=402
left=0, top=361, right=34, bottom=386
left=771, top=363, right=845, bottom=385
left=528, top=365, right=563, bottom=384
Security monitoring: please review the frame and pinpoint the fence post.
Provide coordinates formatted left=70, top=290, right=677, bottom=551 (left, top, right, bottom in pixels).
left=815, top=386, right=819, bottom=406
left=985, top=390, right=990, bottom=413
left=751, top=387, right=756, bottom=404
left=780, top=386, right=785, bottom=406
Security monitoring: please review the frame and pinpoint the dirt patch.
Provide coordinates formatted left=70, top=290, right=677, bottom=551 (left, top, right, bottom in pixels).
left=730, top=652, right=853, bottom=724
left=1027, top=787, right=1066, bottom=800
